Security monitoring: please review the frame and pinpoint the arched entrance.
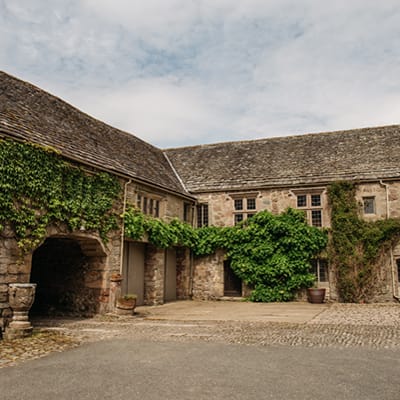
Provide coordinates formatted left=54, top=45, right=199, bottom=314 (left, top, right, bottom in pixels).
left=30, top=235, right=107, bottom=316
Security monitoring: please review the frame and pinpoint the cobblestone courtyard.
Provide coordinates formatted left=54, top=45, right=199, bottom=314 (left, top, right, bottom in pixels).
left=1, top=302, right=400, bottom=368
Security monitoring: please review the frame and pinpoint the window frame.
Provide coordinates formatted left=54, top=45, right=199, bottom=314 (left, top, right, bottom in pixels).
left=230, top=193, right=258, bottom=225
left=363, top=196, right=376, bottom=215
left=136, top=192, right=162, bottom=218
left=293, top=189, right=324, bottom=227
left=197, top=203, right=209, bottom=228
left=311, top=259, right=329, bottom=283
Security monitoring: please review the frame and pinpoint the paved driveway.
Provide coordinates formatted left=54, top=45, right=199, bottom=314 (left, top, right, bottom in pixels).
left=1, top=301, right=400, bottom=399
left=136, top=300, right=327, bottom=323
left=1, top=338, right=399, bottom=400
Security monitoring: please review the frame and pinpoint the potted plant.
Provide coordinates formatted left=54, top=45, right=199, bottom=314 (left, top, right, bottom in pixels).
left=306, top=285, right=326, bottom=304
left=116, top=294, right=137, bottom=315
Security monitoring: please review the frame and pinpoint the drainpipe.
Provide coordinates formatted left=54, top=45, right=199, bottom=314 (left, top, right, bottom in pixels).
left=379, top=180, right=400, bottom=301
left=189, top=250, right=194, bottom=299
left=119, top=179, right=132, bottom=274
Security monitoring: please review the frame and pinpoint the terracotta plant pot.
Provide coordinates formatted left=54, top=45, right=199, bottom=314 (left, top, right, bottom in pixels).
left=307, top=288, right=326, bottom=304
left=116, top=295, right=137, bottom=315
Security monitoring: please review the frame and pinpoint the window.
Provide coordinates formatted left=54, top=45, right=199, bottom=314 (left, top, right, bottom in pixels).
left=311, top=194, right=321, bottom=207
left=297, top=195, right=307, bottom=207
left=234, top=213, right=244, bottom=225
left=396, top=259, right=400, bottom=283
left=247, top=198, right=256, bottom=210
left=137, top=194, right=160, bottom=217
left=184, top=203, right=192, bottom=223
left=295, top=191, right=323, bottom=227
left=234, top=199, right=243, bottom=210
left=197, top=204, right=209, bottom=227
left=232, top=196, right=257, bottom=225
left=311, top=210, right=322, bottom=227
left=363, top=196, right=375, bottom=214
left=311, top=259, right=328, bottom=283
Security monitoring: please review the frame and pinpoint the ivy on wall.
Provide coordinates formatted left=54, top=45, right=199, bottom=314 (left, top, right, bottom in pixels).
left=124, top=207, right=327, bottom=302
left=123, top=207, right=196, bottom=249
left=196, top=209, right=327, bottom=302
left=0, top=139, right=121, bottom=253
left=327, top=181, right=400, bottom=302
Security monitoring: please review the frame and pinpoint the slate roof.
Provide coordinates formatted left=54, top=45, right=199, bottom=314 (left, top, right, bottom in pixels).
left=2, top=71, right=400, bottom=196
left=0, top=71, right=188, bottom=196
left=164, top=125, right=400, bottom=193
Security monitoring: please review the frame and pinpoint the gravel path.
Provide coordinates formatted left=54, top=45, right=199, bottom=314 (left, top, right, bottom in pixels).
left=1, top=303, right=399, bottom=369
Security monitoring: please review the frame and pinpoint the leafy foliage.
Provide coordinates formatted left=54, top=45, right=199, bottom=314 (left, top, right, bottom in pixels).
left=328, top=181, right=400, bottom=302
left=123, top=207, right=196, bottom=248
left=0, top=139, right=121, bottom=252
left=223, top=209, right=327, bottom=302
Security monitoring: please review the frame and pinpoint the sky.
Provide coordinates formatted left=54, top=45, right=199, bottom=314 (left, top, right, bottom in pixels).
left=1, top=0, right=400, bottom=148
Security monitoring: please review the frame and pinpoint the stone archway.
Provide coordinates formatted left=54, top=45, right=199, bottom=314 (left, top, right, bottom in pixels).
left=30, top=235, right=107, bottom=316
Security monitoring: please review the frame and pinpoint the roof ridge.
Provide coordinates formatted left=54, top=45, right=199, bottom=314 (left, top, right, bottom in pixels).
left=164, top=124, right=400, bottom=151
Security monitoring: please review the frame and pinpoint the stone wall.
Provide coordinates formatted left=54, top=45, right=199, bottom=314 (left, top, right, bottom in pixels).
left=195, top=188, right=331, bottom=228
left=144, top=244, right=166, bottom=305
left=0, top=222, right=122, bottom=335
left=193, top=181, right=400, bottom=302
left=125, top=181, right=193, bottom=223
left=176, top=247, right=191, bottom=300
left=0, top=225, right=32, bottom=334
left=192, top=249, right=225, bottom=300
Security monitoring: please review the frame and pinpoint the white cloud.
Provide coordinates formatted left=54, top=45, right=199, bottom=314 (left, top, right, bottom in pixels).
left=1, top=0, right=400, bottom=147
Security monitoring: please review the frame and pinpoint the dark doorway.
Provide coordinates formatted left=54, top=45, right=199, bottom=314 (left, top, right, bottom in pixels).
left=397, top=259, right=400, bottom=283
left=30, top=237, right=95, bottom=316
left=224, top=260, right=242, bottom=297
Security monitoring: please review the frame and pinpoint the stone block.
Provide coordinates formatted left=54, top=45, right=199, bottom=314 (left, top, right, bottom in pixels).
left=0, top=302, right=10, bottom=310
left=0, top=284, right=8, bottom=293
left=4, top=326, right=33, bottom=340
left=0, top=260, right=10, bottom=274
left=8, top=263, right=31, bottom=274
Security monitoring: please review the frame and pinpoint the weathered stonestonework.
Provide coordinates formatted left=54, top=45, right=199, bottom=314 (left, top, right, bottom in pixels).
left=192, top=181, right=400, bottom=302
left=144, top=245, right=166, bottom=305
left=0, top=221, right=123, bottom=336
left=195, top=188, right=331, bottom=228
left=192, top=250, right=225, bottom=300
left=2, top=71, right=400, bottom=315
left=176, top=247, right=191, bottom=300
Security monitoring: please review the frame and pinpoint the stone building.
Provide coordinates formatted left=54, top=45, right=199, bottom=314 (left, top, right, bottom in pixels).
left=0, top=71, right=196, bottom=333
left=1, top=71, right=400, bottom=334
left=165, top=127, right=400, bottom=302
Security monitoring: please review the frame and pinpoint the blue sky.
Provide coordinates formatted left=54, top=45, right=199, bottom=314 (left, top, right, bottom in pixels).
left=1, top=0, right=400, bottom=148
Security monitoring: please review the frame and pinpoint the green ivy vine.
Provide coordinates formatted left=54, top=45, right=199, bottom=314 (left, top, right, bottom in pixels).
left=123, top=207, right=196, bottom=248
left=197, top=209, right=327, bottom=302
left=124, top=207, right=327, bottom=302
left=328, top=181, right=400, bottom=302
left=0, top=139, right=121, bottom=253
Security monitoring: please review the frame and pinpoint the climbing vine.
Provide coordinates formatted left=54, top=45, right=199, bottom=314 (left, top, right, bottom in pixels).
left=328, top=181, right=400, bottom=302
left=124, top=207, right=328, bottom=302
left=211, top=209, right=327, bottom=302
left=123, top=207, right=196, bottom=249
left=0, top=139, right=121, bottom=253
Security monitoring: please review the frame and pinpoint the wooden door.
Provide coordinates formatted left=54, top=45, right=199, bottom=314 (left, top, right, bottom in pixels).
left=122, top=242, right=145, bottom=305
